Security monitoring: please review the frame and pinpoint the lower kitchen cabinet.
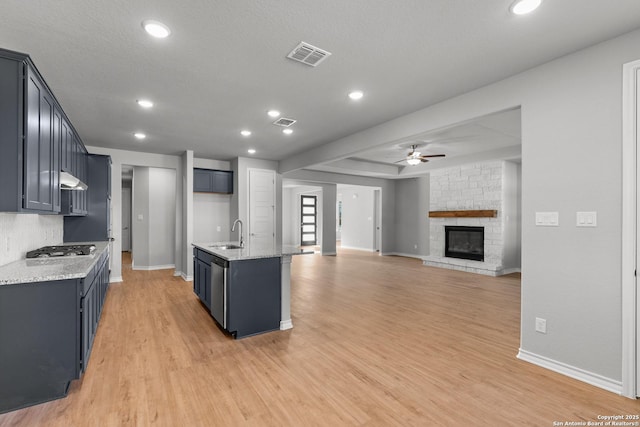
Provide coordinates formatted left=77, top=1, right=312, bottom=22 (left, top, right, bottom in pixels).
left=193, top=249, right=212, bottom=310
left=0, top=251, right=110, bottom=414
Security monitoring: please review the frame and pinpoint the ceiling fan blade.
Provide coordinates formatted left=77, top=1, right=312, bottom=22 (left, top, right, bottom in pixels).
left=419, top=154, right=446, bottom=158
left=420, top=158, right=429, bottom=163
left=394, top=159, right=408, bottom=164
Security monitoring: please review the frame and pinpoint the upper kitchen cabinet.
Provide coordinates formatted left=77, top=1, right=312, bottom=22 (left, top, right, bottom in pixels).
left=0, top=48, right=88, bottom=214
left=193, top=168, right=233, bottom=194
left=64, top=154, right=112, bottom=242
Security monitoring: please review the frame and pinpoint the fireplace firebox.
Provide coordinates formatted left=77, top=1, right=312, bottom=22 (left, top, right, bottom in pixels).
left=445, top=226, right=484, bottom=262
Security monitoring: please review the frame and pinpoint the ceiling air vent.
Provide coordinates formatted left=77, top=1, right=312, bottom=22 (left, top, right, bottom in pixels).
left=287, top=42, right=331, bottom=67
left=273, top=117, right=296, bottom=127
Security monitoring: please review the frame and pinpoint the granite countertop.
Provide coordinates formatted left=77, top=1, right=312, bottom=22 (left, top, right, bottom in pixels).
left=192, top=241, right=313, bottom=261
left=0, top=241, right=110, bottom=285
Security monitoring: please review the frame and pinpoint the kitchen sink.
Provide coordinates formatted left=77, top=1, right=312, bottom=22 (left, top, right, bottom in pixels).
left=208, top=244, right=243, bottom=250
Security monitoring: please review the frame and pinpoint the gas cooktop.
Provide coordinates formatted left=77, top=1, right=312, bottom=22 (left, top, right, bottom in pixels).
left=26, top=244, right=96, bottom=258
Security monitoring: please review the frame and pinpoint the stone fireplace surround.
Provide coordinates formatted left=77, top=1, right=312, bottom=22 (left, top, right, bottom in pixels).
left=421, top=160, right=521, bottom=276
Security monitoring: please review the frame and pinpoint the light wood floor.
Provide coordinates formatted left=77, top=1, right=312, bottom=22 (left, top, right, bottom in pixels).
left=1, top=250, right=638, bottom=426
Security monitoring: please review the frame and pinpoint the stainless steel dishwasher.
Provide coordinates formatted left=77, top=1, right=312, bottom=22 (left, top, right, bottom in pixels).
left=210, top=256, right=228, bottom=329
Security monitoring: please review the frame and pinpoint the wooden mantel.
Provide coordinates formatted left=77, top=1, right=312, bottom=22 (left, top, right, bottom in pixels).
left=428, top=210, right=497, bottom=218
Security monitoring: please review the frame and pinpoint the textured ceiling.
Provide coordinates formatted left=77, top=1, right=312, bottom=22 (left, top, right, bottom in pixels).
left=1, top=1, right=640, bottom=167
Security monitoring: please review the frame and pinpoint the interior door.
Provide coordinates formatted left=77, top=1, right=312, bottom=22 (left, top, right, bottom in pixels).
left=248, top=169, right=275, bottom=249
left=300, top=195, right=317, bottom=246
left=121, top=187, right=131, bottom=251
left=635, top=67, right=640, bottom=397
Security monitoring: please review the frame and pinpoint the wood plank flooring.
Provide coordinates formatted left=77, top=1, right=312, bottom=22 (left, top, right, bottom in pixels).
left=1, top=249, right=638, bottom=426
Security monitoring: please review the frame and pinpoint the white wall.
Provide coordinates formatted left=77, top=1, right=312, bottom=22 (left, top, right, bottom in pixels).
left=502, top=161, right=521, bottom=271
left=132, top=166, right=150, bottom=267
left=193, top=193, right=231, bottom=242
left=394, top=177, right=430, bottom=257
left=339, top=185, right=376, bottom=251
left=86, top=146, right=183, bottom=282
left=0, top=214, right=63, bottom=266
left=281, top=28, right=640, bottom=390
left=132, top=167, right=176, bottom=269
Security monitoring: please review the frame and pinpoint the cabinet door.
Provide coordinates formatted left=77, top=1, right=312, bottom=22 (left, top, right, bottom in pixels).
left=213, top=171, right=233, bottom=194
left=24, top=67, right=55, bottom=211
left=52, top=107, right=61, bottom=212
left=193, top=259, right=200, bottom=295
left=80, top=281, right=97, bottom=374
left=193, top=168, right=213, bottom=192
left=203, top=261, right=212, bottom=309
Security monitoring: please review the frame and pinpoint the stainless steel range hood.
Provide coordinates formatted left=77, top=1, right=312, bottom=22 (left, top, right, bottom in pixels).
left=60, top=171, right=88, bottom=191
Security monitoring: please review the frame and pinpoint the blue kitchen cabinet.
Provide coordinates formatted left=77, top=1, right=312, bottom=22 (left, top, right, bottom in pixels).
left=193, top=168, right=233, bottom=194
left=64, top=154, right=112, bottom=242
left=0, top=47, right=89, bottom=215
left=0, top=251, right=110, bottom=413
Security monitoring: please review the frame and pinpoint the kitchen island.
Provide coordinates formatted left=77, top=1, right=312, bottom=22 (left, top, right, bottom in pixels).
left=192, top=242, right=312, bottom=338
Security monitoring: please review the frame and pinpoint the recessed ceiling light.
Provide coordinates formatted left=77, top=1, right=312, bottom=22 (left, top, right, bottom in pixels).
left=134, top=132, right=146, bottom=140
left=137, top=99, right=154, bottom=108
left=142, top=20, right=171, bottom=38
left=510, top=0, right=542, bottom=15
left=240, top=130, right=252, bottom=137
left=282, top=128, right=293, bottom=135
left=267, top=110, right=280, bottom=118
left=348, top=90, right=364, bottom=100
left=248, top=149, right=256, bottom=154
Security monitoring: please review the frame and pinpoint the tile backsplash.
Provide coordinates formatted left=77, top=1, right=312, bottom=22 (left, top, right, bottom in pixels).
left=0, top=213, right=63, bottom=266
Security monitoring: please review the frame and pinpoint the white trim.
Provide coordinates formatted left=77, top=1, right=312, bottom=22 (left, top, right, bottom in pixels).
left=320, top=251, right=337, bottom=256
left=517, top=349, right=622, bottom=395
left=180, top=272, right=193, bottom=282
left=621, top=58, right=640, bottom=398
left=109, top=276, right=123, bottom=283
left=339, top=245, right=376, bottom=252
left=132, top=264, right=176, bottom=271
left=280, top=319, right=293, bottom=330
left=501, top=267, right=522, bottom=275
left=386, top=252, right=425, bottom=260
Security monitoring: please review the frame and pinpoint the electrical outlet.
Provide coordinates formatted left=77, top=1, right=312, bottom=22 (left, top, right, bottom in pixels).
left=535, top=317, right=547, bottom=334
left=217, top=226, right=221, bottom=232
left=414, top=244, right=418, bottom=249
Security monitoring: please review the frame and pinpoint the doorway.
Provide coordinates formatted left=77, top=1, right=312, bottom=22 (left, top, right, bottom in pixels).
left=300, top=195, right=317, bottom=246
left=621, top=58, right=640, bottom=398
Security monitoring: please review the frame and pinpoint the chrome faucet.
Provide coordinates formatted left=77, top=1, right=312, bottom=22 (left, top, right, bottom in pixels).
left=232, top=219, right=244, bottom=248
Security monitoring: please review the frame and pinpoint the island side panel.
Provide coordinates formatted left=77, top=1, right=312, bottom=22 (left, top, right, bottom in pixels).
left=280, top=255, right=293, bottom=330
left=227, top=257, right=281, bottom=338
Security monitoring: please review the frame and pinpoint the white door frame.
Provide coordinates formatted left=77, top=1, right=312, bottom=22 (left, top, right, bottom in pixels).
left=621, top=58, right=640, bottom=398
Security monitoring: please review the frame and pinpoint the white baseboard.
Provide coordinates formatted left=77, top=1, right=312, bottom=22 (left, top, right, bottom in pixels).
left=501, top=267, right=522, bottom=275
left=173, top=270, right=182, bottom=277
left=181, top=272, right=193, bottom=282
left=132, top=264, right=175, bottom=271
left=109, top=276, right=123, bottom=283
left=385, top=252, right=424, bottom=260
left=517, top=349, right=622, bottom=395
left=280, top=319, right=293, bottom=330
left=339, top=245, right=375, bottom=252
left=321, top=251, right=337, bottom=256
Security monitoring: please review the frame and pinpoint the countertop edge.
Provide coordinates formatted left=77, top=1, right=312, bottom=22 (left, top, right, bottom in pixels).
left=0, top=242, right=110, bottom=286
left=192, top=242, right=313, bottom=261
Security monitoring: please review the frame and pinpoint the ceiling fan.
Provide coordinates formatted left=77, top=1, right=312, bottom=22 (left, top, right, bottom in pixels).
left=395, top=144, right=445, bottom=165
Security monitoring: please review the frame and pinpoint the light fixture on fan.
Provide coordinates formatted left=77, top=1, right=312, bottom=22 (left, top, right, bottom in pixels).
left=395, top=144, right=446, bottom=166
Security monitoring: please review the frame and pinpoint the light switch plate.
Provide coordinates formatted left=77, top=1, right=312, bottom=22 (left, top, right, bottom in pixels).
left=535, top=212, right=559, bottom=226
left=576, top=211, right=597, bottom=227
